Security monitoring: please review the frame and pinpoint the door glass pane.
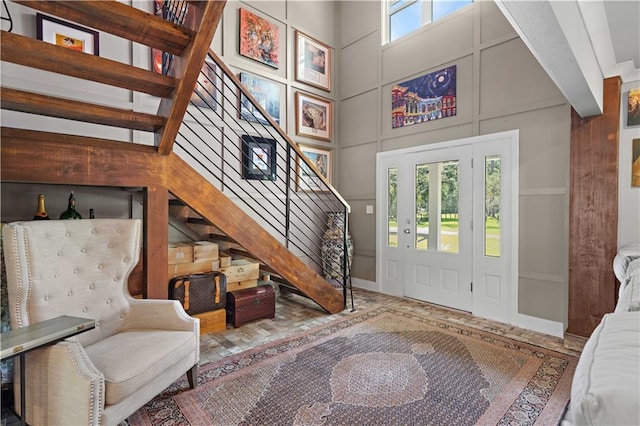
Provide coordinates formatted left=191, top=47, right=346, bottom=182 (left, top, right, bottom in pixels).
left=415, top=164, right=429, bottom=250
left=440, top=161, right=459, bottom=253
left=414, top=160, right=459, bottom=253
left=485, top=155, right=501, bottom=257
left=387, top=167, right=398, bottom=247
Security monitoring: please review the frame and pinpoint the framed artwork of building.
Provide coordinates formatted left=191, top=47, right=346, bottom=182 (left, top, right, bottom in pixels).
left=392, top=65, right=457, bottom=129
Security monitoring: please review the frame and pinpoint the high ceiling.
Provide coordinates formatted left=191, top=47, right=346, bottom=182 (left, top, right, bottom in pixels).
left=495, top=0, right=640, bottom=118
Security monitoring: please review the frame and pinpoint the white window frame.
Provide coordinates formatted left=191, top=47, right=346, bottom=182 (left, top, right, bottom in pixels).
left=383, top=0, right=472, bottom=45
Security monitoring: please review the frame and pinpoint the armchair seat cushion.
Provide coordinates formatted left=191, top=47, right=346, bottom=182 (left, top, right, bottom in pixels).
left=85, top=329, right=196, bottom=405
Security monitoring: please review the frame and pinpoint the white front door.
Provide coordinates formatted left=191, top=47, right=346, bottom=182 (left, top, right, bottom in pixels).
left=377, top=131, right=518, bottom=323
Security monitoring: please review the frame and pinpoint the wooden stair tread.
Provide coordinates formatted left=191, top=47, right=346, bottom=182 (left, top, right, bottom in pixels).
left=15, top=0, right=194, bottom=55
left=1, top=88, right=165, bottom=131
left=1, top=31, right=176, bottom=98
left=187, top=217, right=209, bottom=226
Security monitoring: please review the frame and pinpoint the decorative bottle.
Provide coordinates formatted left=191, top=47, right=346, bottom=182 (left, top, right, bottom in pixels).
left=32, top=194, right=50, bottom=220
left=320, top=211, right=354, bottom=285
left=59, top=191, right=82, bottom=220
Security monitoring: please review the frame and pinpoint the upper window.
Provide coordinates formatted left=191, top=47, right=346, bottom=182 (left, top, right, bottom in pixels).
left=386, top=0, right=473, bottom=43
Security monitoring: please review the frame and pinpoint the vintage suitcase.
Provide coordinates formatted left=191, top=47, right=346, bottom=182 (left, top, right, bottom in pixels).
left=226, top=285, right=275, bottom=328
left=169, top=271, right=227, bottom=315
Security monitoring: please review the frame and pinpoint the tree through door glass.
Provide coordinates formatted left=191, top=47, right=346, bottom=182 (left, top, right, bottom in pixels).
left=414, top=160, right=459, bottom=253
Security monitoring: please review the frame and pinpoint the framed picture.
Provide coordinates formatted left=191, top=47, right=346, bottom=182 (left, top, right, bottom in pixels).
left=239, top=72, right=281, bottom=125
left=392, top=65, right=457, bottom=129
left=295, top=31, right=331, bottom=91
left=628, top=88, right=640, bottom=126
left=241, top=135, right=277, bottom=181
left=239, top=8, right=280, bottom=69
left=295, top=92, right=332, bottom=141
left=36, top=13, right=99, bottom=55
left=296, top=145, right=331, bottom=192
left=191, top=60, right=219, bottom=110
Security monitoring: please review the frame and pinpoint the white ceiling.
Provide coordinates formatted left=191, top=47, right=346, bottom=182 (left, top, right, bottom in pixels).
left=495, top=0, right=640, bottom=118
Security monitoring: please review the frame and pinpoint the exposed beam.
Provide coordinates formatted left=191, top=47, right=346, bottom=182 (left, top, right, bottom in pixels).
left=494, top=0, right=603, bottom=118
left=568, top=77, right=621, bottom=337
left=144, top=186, right=169, bottom=299
left=0, top=127, right=164, bottom=187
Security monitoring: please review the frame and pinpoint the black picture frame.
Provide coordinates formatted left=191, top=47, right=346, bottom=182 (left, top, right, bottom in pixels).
left=36, top=13, right=100, bottom=56
left=241, top=135, right=277, bottom=181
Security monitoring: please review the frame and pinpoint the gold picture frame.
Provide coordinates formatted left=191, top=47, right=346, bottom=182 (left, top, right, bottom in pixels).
left=295, top=92, right=332, bottom=142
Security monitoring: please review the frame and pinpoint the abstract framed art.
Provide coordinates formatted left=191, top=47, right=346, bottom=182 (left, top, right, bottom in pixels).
left=295, top=31, right=331, bottom=92
left=239, top=8, right=280, bottom=69
left=295, top=92, right=332, bottom=141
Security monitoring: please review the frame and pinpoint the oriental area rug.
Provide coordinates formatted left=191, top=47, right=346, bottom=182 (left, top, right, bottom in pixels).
left=129, top=307, right=577, bottom=425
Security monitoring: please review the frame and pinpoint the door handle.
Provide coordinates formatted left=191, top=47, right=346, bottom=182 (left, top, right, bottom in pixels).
left=403, top=228, right=411, bottom=234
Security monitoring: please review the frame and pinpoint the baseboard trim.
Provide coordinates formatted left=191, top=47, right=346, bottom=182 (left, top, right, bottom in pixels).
left=350, top=281, right=566, bottom=338
left=351, top=277, right=378, bottom=291
left=515, top=313, right=565, bottom=338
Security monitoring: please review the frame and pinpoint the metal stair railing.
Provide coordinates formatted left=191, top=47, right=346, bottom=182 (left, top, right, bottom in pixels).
left=172, top=49, right=353, bottom=310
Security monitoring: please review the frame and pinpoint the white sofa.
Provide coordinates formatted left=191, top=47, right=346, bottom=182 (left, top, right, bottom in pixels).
left=565, top=245, right=640, bottom=425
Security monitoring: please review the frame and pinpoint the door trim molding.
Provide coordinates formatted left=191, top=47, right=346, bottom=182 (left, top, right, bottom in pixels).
left=376, top=130, right=520, bottom=326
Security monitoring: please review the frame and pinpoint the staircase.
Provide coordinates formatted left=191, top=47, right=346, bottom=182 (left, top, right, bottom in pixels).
left=0, top=0, right=349, bottom=314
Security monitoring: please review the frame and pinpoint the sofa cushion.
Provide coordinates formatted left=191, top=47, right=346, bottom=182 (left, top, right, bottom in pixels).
left=570, top=312, right=640, bottom=425
left=616, top=259, right=640, bottom=312
left=85, top=329, right=196, bottom=405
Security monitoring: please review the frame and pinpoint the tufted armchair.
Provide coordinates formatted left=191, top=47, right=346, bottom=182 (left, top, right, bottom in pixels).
left=2, top=219, right=199, bottom=426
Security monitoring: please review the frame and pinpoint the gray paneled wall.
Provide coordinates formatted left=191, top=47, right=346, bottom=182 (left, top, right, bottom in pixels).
left=337, top=1, right=570, bottom=324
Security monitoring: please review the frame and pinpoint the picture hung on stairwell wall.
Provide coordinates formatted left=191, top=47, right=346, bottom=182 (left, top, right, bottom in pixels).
left=239, top=8, right=280, bottom=69
left=295, top=92, right=332, bottom=142
left=296, top=145, right=331, bottom=193
left=628, top=88, right=640, bottom=126
left=295, top=31, right=331, bottom=92
left=241, top=135, right=277, bottom=181
left=191, top=59, right=219, bottom=111
left=36, top=13, right=99, bottom=55
left=239, top=72, right=281, bottom=125
left=391, top=65, right=457, bottom=129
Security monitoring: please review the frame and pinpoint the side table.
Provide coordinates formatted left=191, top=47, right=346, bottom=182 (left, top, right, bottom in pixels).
left=0, top=316, right=95, bottom=426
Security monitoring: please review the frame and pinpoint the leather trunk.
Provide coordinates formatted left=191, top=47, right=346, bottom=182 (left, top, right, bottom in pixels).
left=169, top=271, right=227, bottom=315
left=226, top=285, right=275, bottom=328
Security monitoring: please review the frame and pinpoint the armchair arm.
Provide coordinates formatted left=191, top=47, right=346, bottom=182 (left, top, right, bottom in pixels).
left=20, top=340, right=104, bottom=426
left=125, top=298, right=198, bottom=332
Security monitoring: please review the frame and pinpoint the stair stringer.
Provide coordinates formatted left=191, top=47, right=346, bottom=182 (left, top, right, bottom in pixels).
left=165, top=153, right=344, bottom=314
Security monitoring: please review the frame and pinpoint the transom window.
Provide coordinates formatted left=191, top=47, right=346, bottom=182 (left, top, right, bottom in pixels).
left=386, top=0, right=473, bottom=43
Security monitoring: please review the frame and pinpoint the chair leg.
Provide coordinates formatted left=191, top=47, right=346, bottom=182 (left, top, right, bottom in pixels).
left=187, top=364, right=198, bottom=389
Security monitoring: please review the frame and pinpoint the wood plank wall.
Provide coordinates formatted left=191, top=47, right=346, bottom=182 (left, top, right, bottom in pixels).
left=567, top=77, right=621, bottom=338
